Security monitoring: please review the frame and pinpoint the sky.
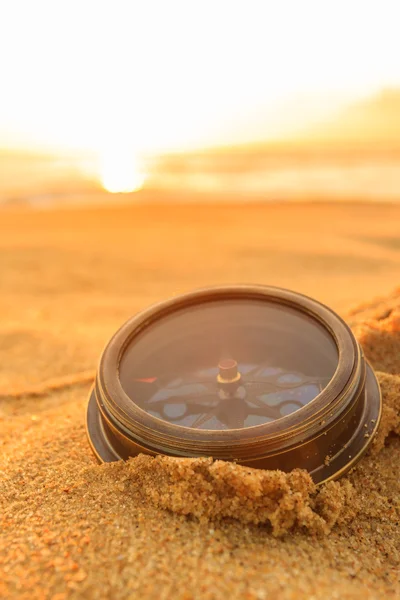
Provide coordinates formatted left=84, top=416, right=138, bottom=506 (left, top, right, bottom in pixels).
left=1, top=1, right=399, bottom=191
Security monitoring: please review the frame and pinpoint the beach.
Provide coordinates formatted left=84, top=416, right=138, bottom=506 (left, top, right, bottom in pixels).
left=1, top=201, right=400, bottom=599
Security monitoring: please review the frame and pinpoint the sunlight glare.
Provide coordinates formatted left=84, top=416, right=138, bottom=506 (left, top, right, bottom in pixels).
left=100, top=150, right=145, bottom=193
left=1, top=1, right=400, bottom=157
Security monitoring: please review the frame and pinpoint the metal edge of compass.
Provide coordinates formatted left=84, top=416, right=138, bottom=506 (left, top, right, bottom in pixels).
left=86, top=361, right=381, bottom=485
left=85, top=285, right=382, bottom=484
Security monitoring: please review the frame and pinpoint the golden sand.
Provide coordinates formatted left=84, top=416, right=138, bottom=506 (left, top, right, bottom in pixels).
left=128, top=456, right=357, bottom=537
left=1, top=204, right=400, bottom=599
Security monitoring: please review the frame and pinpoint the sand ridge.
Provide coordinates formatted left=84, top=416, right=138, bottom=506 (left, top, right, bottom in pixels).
left=126, top=456, right=356, bottom=537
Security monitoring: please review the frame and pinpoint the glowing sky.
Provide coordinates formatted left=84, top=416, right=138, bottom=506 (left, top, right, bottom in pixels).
left=1, top=0, right=399, bottom=156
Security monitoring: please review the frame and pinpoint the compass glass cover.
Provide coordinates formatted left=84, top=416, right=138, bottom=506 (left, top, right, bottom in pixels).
left=119, top=299, right=338, bottom=430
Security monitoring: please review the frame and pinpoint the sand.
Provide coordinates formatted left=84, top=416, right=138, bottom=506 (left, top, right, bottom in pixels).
left=1, top=202, right=400, bottom=599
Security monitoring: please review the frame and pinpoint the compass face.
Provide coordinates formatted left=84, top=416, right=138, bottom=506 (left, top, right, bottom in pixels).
left=119, top=299, right=338, bottom=430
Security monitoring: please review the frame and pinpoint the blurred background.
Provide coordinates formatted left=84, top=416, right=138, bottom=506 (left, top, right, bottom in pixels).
left=1, top=0, right=400, bottom=204
left=1, top=0, right=400, bottom=389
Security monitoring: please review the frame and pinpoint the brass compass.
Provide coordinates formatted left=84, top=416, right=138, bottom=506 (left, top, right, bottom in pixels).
left=86, top=285, right=381, bottom=484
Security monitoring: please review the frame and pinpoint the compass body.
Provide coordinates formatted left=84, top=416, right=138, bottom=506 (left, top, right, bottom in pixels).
left=86, top=285, right=381, bottom=484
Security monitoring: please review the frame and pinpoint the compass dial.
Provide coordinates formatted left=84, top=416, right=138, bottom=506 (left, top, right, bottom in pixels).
left=119, top=299, right=338, bottom=430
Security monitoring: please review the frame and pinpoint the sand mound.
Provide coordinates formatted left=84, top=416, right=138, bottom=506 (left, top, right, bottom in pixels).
left=372, top=371, right=400, bottom=452
left=125, top=456, right=356, bottom=537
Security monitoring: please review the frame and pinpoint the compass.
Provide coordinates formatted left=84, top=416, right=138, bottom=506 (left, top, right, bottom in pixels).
left=86, top=285, right=381, bottom=484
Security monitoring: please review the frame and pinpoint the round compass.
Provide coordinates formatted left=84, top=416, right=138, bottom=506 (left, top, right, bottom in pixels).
left=86, top=285, right=381, bottom=484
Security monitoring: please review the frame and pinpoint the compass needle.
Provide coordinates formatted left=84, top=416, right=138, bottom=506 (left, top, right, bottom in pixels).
left=191, top=407, right=220, bottom=429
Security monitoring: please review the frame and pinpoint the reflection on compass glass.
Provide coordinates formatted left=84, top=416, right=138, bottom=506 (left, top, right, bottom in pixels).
left=119, top=299, right=338, bottom=430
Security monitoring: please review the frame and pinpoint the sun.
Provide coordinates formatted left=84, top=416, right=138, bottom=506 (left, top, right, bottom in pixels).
left=99, top=149, right=146, bottom=193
